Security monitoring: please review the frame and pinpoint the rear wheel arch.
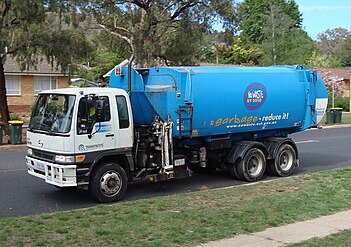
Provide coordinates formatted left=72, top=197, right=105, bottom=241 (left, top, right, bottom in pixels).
left=226, top=141, right=268, bottom=181
left=264, top=138, right=298, bottom=177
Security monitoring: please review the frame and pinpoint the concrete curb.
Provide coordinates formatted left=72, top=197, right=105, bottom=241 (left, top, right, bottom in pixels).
left=0, top=144, right=27, bottom=152
left=320, top=124, right=351, bottom=129
left=197, top=210, right=351, bottom=247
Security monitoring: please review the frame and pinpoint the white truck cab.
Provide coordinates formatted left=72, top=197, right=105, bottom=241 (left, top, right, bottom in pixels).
left=26, top=88, right=134, bottom=202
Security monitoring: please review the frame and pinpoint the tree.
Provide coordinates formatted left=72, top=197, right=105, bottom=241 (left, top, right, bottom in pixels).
left=317, top=28, right=351, bottom=66
left=238, top=0, right=302, bottom=44
left=77, top=49, right=127, bottom=84
left=0, top=0, right=92, bottom=136
left=85, top=0, right=236, bottom=67
left=306, top=52, right=342, bottom=69
left=218, top=37, right=262, bottom=65
left=259, top=3, right=315, bottom=65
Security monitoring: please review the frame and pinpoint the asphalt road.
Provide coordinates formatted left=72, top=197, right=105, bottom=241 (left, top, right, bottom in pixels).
left=1, top=127, right=351, bottom=218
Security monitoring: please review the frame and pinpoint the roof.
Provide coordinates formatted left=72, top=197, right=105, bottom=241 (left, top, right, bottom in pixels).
left=320, top=68, right=351, bottom=80
left=4, top=57, right=68, bottom=76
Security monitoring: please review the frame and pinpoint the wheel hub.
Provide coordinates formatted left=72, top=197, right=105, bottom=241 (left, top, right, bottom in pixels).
left=279, top=151, right=293, bottom=171
left=248, top=155, right=262, bottom=177
left=100, top=171, right=122, bottom=196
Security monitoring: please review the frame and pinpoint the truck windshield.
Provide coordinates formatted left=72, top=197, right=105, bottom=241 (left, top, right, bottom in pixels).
left=29, top=94, right=76, bottom=134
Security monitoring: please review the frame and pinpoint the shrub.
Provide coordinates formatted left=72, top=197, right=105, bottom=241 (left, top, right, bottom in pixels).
left=328, top=95, right=350, bottom=111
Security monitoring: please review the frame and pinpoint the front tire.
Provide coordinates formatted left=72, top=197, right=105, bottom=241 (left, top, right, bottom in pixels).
left=237, top=148, right=266, bottom=182
left=90, top=162, right=128, bottom=203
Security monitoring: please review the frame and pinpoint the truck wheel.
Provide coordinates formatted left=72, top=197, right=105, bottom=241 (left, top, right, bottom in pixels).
left=228, top=160, right=241, bottom=180
left=268, top=144, right=296, bottom=177
left=237, top=148, right=266, bottom=182
left=90, top=162, right=128, bottom=203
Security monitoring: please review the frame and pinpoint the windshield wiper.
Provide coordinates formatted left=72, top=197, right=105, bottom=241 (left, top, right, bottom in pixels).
left=37, top=122, right=54, bottom=134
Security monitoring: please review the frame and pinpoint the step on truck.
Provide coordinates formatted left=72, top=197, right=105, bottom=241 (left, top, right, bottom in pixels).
left=26, top=62, right=328, bottom=202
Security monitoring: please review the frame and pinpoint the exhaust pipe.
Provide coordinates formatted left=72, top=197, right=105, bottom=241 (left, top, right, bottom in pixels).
left=128, top=54, right=135, bottom=96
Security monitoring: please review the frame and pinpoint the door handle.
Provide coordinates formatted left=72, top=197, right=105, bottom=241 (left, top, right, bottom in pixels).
left=106, top=133, right=114, bottom=137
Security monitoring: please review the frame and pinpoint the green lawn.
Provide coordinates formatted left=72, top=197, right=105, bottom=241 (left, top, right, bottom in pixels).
left=341, top=112, right=351, bottom=124
left=1, top=167, right=351, bottom=247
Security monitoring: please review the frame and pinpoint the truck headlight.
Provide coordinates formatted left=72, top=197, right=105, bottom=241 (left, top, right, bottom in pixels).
left=27, top=148, right=33, bottom=156
left=55, top=155, right=75, bottom=163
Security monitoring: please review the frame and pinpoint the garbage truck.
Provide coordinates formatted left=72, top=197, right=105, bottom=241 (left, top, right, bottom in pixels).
left=25, top=63, right=328, bottom=202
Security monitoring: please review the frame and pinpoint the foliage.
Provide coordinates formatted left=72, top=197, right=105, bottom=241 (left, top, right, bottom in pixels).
left=327, top=95, right=350, bottom=112
left=9, top=114, right=20, bottom=121
left=317, top=28, right=351, bottom=66
left=0, top=0, right=92, bottom=135
left=78, top=49, right=126, bottom=83
left=238, top=0, right=302, bottom=44
left=306, top=52, right=342, bottom=69
left=84, top=0, right=236, bottom=67
left=317, top=69, right=347, bottom=95
left=317, top=68, right=349, bottom=111
left=259, top=4, right=315, bottom=66
left=220, top=37, right=262, bottom=65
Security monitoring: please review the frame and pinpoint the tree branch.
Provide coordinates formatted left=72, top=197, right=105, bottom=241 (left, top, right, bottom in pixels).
left=162, top=0, right=181, bottom=16
left=0, top=1, right=11, bottom=28
left=170, top=1, right=204, bottom=20
left=99, top=24, right=132, bottom=45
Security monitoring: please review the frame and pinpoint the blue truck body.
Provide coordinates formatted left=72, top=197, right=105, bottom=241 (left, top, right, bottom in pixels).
left=109, top=65, right=328, bottom=142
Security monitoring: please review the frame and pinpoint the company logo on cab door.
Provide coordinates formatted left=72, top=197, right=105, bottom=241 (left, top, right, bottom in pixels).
left=244, top=83, right=267, bottom=110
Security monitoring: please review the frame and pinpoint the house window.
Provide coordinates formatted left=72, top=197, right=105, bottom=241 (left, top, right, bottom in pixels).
left=5, top=75, right=20, bottom=95
left=34, top=76, right=57, bottom=95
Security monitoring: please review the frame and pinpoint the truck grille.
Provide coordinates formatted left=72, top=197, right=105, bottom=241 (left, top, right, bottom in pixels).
left=33, top=150, right=55, bottom=162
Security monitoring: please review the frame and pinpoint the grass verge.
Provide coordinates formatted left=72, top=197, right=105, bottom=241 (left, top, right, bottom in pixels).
left=1, top=167, right=351, bottom=247
left=290, top=229, right=351, bottom=247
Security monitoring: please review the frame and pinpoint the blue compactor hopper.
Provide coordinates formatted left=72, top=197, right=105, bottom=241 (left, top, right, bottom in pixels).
left=110, top=65, right=328, bottom=141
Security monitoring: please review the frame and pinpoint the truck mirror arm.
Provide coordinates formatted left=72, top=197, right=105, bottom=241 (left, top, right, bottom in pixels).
left=88, top=122, right=101, bottom=139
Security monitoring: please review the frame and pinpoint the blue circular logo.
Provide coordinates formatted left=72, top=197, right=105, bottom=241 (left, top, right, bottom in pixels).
left=244, top=83, right=266, bottom=110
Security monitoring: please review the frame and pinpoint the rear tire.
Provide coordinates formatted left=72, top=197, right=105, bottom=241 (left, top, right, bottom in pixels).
left=268, top=144, right=296, bottom=177
left=90, top=162, right=128, bottom=203
left=228, top=160, right=241, bottom=180
left=237, top=148, right=266, bottom=182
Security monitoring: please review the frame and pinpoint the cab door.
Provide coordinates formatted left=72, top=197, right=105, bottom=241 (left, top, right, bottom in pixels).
left=75, top=95, right=116, bottom=154
left=114, top=95, right=133, bottom=148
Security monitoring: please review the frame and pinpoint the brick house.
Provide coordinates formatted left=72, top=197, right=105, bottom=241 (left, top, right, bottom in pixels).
left=4, top=57, right=70, bottom=113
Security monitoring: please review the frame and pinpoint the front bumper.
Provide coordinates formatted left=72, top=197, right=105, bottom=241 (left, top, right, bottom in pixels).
left=26, top=156, right=77, bottom=187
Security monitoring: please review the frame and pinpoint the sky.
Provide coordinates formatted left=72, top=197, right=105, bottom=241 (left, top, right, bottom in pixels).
left=293, top=0, right=351, bottom=40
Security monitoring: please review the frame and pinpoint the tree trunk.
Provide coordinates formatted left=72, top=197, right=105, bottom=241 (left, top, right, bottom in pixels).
left=0, top=60, right=11, bottom=136
left=271, top=5, right=277, bottom=65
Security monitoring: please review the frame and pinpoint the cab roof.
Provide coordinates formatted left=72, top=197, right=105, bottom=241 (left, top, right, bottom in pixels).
left=38, top=87, right=127, bottom=96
